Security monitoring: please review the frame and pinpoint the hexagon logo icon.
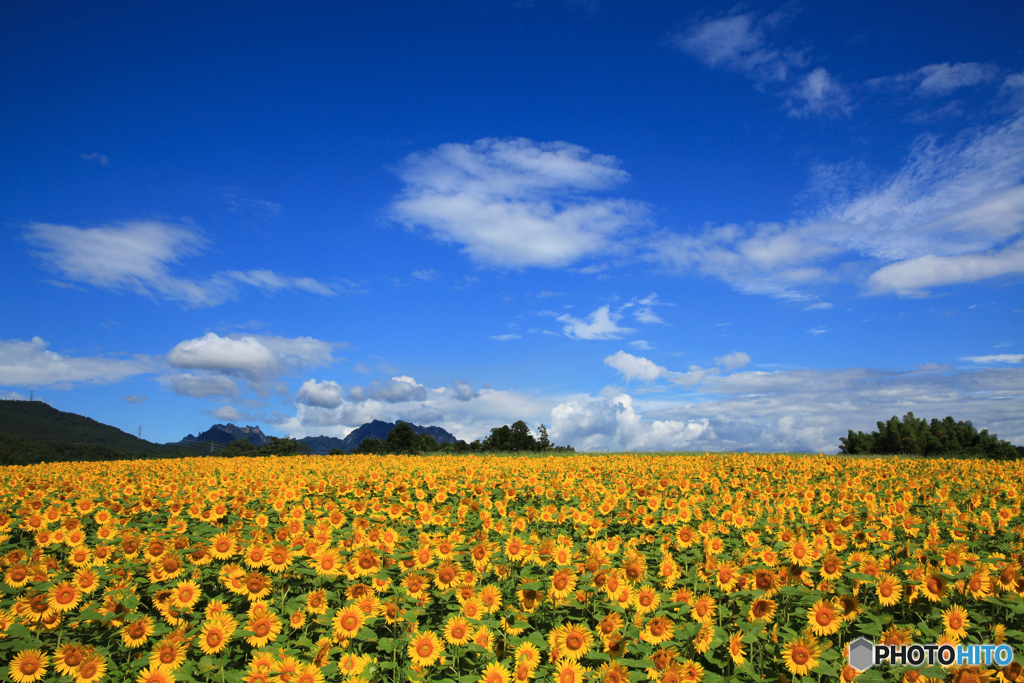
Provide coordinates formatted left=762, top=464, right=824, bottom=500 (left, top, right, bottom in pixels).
left=849, top=637, right=875, bottom=671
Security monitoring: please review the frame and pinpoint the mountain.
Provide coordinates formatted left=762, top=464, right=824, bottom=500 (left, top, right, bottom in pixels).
left=172, top=420, right=458, bottom=454
left=335, top=420, right=458, bottom=452
left=177, top=424, right=269, bottom=447
left=0, top=399, right=173, bottom=454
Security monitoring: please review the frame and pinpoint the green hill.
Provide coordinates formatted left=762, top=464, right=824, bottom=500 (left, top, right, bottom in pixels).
left=0, top=400, right=174, bottom=454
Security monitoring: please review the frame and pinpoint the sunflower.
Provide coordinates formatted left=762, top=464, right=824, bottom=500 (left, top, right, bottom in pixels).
left=478, top=661, right=511, bottom=683
left=715, top=561, right=740, bottom=592
left=727, top=631, right=746, bottom=666
left=921, top=572, right=949, bottom=602
left=407, top=631, right=445, bottom=668
left=208, top=533, right=238, bottom=560
left=550, top=568, right=578, bottom=602
left=553, top=660, right=587, bottom=683
left=694, top=621, right=714, bottom=654
left=149, top=640, right=187, bottom=671
left=596, top=662, right=630, bottom=683
left=331, top=605, right=366, bottom=640
left=122, top=616, right=155, bottom=648
left=198, top=617, right=233, bottom=655
left=135, top=666, right=175, bottom=683
left=243, top=572, right=272, bottom=601
left=443, top=615, right=474, bottom=646
left=632, top=584, right=660, bottom=615
left=752, top=567, right=781, bottom=595
left=515, top=642, right=542, bottom=668
left=53, top=643, right=87, bottom=677
left=311, top=548, right=342, bottom=577
left=266, top=543, right=293, bottom=573
left=782, top=633, right=821, bottom=677
left=47, top=581, right=82, bottom=612
left=478, top=584, right=503, bottom=613
left=807, top=598, right=842, bottom=637
left=785, top=537, right=814, bottom=567
left=876, top=572, right=903, bottom=606
left=942, top=604, right=970, bottom=642
left=434, top=562, right=463, bottom=591
left=74, top=654, right=108, bottom=683
left=5, top=564, right=30, bottom=588
left=517, top=586, right=544, bottom=613
left=949, top=665, right=996, bottom=682
left=556, top=623, right=595, bottom=662
left=690, top=594, right=716, bottom=623
left=171, top=580, right=201, bottom=610
left=338, top=653, right=372, bottom=677
left=968, top=569, right=993, bottom=600
left=820, top=553, right=844, bottom=581
left=640, top=616, right=675, bottom=645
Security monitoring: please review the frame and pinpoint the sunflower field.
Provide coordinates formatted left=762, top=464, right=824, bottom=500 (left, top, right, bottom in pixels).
left=0, top=453, right=1022, bottom=683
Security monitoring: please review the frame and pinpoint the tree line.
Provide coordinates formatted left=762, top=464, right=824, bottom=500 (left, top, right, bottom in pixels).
left=341, top=420, right=574, bottom=456
left=839, top=413, right=1022, bottom=459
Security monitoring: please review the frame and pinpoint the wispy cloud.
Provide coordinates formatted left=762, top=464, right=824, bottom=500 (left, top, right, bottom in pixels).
left=490, top=333, right=522, bottom=341
left=25, top=220, right=340, bottom=307
left=670, top=9, right=851, bottom=118
left=959, top=354, right=1024, bottom=364
left=868, top=62, right=1000, bottom=96
left=389, top=137, right=648, bottom=268
left=412, top=269, right=441, bottom=281
left=558, top=305, right=635, bottom=340
left=646, top=108, right=1024, bottom=298
left=81, top=152, right=110, bottom=166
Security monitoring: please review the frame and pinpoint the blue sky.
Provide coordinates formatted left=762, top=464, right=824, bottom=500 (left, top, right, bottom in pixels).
left=2, top=0, right=1022, bottom=452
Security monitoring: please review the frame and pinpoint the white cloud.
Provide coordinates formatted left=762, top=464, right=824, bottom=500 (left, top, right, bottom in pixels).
left=166, top=333, right=337, bottom=384
left=211, top=405, right=243, bottom=422
left=158, top=373, right=240, bottom=398
left=412, top=269, right=441, bottom=281
left=389, top=138, right=648, bottom=268
left=867, top=240, right=1024, bottom=296
left=715, top=351, right=750, bottom=370
left=558, top=305, right=635, bottom=340
left=81, top=152, right=110, bottom=166
left=803, top=302, right=833, bottom=310
left=628, top=340, right=652, bottom=351
left=0, top=337, right=154, bottom=387
left=959, top=354, right=1024, bottom=365
left=491, top=334, right=522, bottom=341
left=349, top=376, right=428, bottom=404
left=1, top=391, right=29, bottom=400
left=671, top=11, right=795, bottom=83
left=122, top=395, right=147, bottom=404
left=296, top=379, right=346, bottom=408
left=870, top=62, right=1000, bottom=96
left=451, top=380, right=479, bottom=401
left=647, top=109, right=1024, bottom=298
left=604, top=351, right=670, bottom=382
left=786, top=67, right=852, bottom=118
left=25, top=220, right=337, bottom=307
left=807, top=326, right=828, bottom=335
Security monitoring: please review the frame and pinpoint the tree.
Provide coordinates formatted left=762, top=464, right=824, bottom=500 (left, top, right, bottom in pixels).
left=386, top=421, right=418, bottom=453
left=839, top=413, right=1019, bottom=459
left=537, top=424, right=551, bottom=450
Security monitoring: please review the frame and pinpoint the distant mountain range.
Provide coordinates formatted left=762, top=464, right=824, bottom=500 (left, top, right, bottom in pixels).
left=173, top=419, right=457, bottom=454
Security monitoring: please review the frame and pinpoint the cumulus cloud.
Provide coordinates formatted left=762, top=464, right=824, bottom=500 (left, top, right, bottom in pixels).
left=0, top=337, right=154, bottom=387
left=715, top=351, right=751, bottom=370
left=604, top=351, right=671, bottom=382
left=451, top=380, right=479, bottom=401
left=166, top=333, right=337, bottom=384
left=389, top=137, right=648, bottom=268
left=25, top=220, right=338, bottom=307
left=348, top=376, right=428, bottom=404
left=558, top=305, right=635, bottom=340
left=211, top=405, right=243, bottom=421
left=296, top=379, right=346, bottom=408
